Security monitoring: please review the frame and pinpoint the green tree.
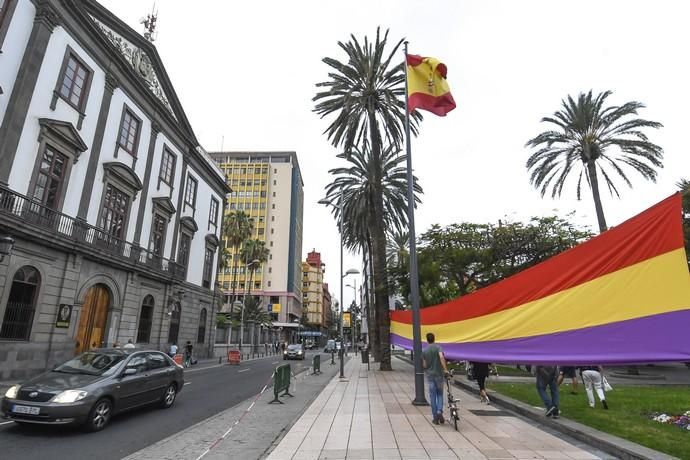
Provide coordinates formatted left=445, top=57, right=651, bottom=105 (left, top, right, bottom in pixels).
left=230, top=296, right=271, bottom=327
left=315, top=28, right=422, bottom=371
left=240, top=239, right=270, bottom=297
left=526, top=90, right=663, bottom=233
left=223, top=211, right=254, bottom=305
left=321, top=143, right=421, bottom=366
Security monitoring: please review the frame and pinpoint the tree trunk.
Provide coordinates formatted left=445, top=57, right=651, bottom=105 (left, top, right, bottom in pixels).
left=230, top=247, right=240, bottom=312
left=364, top=237, right=380, bottom=362
left=586, top=160, right=608, bottom=233
left=368, top=109, right=392, bottom=371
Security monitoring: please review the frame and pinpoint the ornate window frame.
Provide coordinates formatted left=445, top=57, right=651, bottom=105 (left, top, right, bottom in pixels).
left=50, top=46, right=94, bottom=130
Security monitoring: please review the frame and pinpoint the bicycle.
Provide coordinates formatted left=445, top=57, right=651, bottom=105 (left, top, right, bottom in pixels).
left=445, top=369, right=460, bottom=431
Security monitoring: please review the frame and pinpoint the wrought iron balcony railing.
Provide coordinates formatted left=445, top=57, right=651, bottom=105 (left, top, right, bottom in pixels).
left=0, top=185, right=185, bottom=281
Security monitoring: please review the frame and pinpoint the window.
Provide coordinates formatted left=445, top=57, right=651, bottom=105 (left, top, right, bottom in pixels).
left=273, top=180, right=276, bottom=185
left=57, top=52, right=91, bottom=111
left=272, top=192, right=276, bottom=197
left=209, top=198, right=219, bottom=231
left=229, top=202, right=236, bottom=210
left=0, top=0, right=18, bottom=52
left=31, top=146, right=68, bottom=210
left=147, top=352, right=168, bottom=369
left=184, top=175, right=198, bottom=211
left=117, top=108, right=141, bottom=156
left=271, top=216, right=275, bottom=222
left=159, top=148, right=176, bottom=186
left=99, top=183, right=130, bottom=239
left=167, top=303, right=180, bottom=344
left=270, top=228, right=274, bottom=234
left=254, top=281, right=260, bottom=289
left=267, top=281, right=271, bottom=287
left=258, top=228, right=264, bottom=236
left=260, top=191, right=266, bottom=198
left=136, top=295, right=154, bottom=343
left=268, top=267, right=272, bottom=273
left=271, top=204, right=275, bottom=210
left=197, top=308, right=207, bottom=343
left=202, top=246, right=214, bottom=288
left=178, top=233, right=191, bottom=270
left=149, top=214, right=167, bottom=256
left=0, top=266, right=40, bottom=340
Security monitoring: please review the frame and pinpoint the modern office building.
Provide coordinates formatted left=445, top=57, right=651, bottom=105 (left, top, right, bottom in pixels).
left=209, top=151, right=303, bottom=341
left=0, top=0, right=228, bottom=379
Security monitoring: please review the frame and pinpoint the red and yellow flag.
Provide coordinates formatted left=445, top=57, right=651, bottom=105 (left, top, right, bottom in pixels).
left=406, top=54, right=456, bottom=116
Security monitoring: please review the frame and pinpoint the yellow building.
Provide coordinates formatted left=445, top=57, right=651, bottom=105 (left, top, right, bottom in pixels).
left=210, top=152, right=304, bottom=337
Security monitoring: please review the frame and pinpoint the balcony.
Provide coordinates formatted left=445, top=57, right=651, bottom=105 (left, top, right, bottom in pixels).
left=0, top=185, right=185, bottom=281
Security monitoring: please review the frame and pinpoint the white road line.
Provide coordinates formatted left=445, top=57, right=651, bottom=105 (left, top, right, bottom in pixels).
left=271, top=361, right=279, bottom=364
left=238, top=368, right=250, bottom=373
left=0, top=421, right=14, bottom=425
left=184, top=382, right=191, bottom=386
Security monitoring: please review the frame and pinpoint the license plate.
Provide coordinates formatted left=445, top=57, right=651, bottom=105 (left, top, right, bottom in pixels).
left=12, top=405, right=40, bottom=415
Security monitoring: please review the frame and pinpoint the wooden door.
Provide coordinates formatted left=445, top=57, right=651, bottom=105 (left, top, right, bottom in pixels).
left=75, top=285, right=110, bottom=354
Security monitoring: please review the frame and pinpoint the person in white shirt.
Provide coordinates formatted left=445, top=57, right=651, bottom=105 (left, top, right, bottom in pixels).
left=169, top=342, right=178, bottom=357
left=123, top=339, right=135, bottom=349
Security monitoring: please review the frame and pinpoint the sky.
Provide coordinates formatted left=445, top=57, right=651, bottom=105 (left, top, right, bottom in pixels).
left=100, top=0, right=690, bottom=309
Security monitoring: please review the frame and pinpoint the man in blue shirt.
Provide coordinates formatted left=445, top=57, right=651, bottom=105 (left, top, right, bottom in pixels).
left=422, top=332, right=450, bottom=424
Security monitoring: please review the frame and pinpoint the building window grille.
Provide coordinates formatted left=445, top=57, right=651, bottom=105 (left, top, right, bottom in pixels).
left=0, top=266, right=40, bottom=340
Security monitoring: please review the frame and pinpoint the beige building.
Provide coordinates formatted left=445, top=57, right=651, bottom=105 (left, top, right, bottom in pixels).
left=209, top=151, right=304, bottom=341
left=302, top=250, right=326, bottom=339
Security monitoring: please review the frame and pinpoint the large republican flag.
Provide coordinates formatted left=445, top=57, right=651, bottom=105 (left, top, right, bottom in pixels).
left=391, top=194, right=690, bottom=365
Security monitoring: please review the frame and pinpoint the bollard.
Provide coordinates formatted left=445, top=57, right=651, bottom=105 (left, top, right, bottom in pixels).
left=269, top=363, right=294, bottom=404
left=312, top=354, right=321, bottom=375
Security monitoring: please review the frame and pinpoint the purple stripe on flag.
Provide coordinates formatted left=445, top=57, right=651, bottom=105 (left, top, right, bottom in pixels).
left=391, top=309, right=690, bottom=365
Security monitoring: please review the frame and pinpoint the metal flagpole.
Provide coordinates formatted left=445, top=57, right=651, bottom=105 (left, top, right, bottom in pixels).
left=403, top=41, right=428, bottom=406
left=339, top=185, right=345, bottom=379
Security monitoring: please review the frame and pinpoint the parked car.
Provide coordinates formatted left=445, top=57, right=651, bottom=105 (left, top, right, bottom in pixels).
left=283, top=344, right=305, bottom=360
left=1, top=348, right=184, bottom=432
left=324, top=339, right=336, bottom=353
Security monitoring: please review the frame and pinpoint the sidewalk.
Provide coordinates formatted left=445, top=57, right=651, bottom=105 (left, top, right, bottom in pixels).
left=265, top=359, right=607, bottom=460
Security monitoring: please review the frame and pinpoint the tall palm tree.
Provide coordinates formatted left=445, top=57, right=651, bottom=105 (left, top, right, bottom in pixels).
left=240, top=239, right=270, bottom=297
left=321, top=143, right=422, bottom=368
left=223, top=210, right=254, bottom=306
left=315, top=28, right=421, bottom=370
left=526, top=90, right=663, bottom=233
left=387, top=228, right=409, bottom=269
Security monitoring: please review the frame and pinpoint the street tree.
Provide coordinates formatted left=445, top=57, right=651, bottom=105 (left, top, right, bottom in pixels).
left=240, top=239, right=270, bottom=297
left=315, top=28, right=422, bottom=370
left=526, top=90, right=663, bottom=233
left=223, top=210, right=254, bottom=306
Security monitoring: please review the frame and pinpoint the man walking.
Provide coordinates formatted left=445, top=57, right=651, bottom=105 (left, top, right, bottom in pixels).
left=535, top=365, right=560, bottom=418
left=422, top=332, right=450, bottom=425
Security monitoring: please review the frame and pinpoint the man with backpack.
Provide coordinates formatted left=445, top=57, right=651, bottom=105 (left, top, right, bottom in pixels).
left=535, top=365, right=560, bottom=418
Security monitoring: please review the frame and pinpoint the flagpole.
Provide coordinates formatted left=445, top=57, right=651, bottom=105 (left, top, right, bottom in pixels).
left=403, top=41, right=428, bottom=406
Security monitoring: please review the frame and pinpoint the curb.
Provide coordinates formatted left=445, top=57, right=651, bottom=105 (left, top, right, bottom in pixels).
left=453, top=377, right=678, bottom=460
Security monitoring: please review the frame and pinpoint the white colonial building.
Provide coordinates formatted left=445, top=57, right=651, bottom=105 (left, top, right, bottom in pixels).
left=0, top=0, right=228, bottom=379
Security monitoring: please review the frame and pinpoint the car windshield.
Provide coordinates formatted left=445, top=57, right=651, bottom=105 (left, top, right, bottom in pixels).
left=54, top=352, right=126, bottom=376
left=287, top=345, right=302, bottom=351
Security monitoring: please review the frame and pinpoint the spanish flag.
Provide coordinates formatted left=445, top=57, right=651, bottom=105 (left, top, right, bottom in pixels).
left=406, top=54, right=456, bottom=116
left=391, top=194, right=690, bottom=365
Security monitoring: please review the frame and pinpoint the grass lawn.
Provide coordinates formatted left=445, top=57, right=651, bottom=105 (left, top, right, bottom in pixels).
left=491, top=382, right=690, bottom=459
left=447, top=362, right=532, bottom=377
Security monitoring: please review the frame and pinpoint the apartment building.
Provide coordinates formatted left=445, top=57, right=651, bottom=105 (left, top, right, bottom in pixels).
left=209, top=151, right=303, bottom=341
left=302, top=250, right=326, bottom=339
left=0, top=0, right=228, bottom=379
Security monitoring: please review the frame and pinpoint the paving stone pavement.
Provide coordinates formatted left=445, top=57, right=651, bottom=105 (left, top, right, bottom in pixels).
left=123, top=358, right=342, bottom=460
left=265, top=359, right=611, bottom=460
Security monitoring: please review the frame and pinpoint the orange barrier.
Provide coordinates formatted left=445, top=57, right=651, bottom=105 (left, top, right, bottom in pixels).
left=227, top=349, right=241, bottom=365
left=173, top=354, right=183, bottom=366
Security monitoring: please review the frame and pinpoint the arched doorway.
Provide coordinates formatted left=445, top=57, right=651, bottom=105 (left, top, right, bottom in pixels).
left=75, top=285, right=110, bottom=354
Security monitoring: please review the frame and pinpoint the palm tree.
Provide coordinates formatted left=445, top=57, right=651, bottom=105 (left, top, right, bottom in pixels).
left=240, top=239, right=270, bottom=297
left=315, top=28, right=422, bottom=371
left=223, top=211, right=254, bottom=306
left=231, top=296, right=271, bottom=328
left=321, top=143, right=422, bottom=368
left=387, top=228, right=409, bottom=269
left=526, top=90, right=663, bottom=233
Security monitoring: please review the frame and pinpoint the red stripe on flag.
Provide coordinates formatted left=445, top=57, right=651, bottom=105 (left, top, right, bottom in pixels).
left=392, top=194, right=685, bottom=325
left=408, top=92, right=456, bottom=117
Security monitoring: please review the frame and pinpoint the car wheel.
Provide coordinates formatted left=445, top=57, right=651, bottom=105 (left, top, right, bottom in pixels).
left=160, top=383, right=177, bottom=408
left=85, top=398, right=112, bottom=432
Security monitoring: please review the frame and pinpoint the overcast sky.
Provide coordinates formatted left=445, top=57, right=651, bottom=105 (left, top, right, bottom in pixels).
left=100, top=0, right=690, bottom=309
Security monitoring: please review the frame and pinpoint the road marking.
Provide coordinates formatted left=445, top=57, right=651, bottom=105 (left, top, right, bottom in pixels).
left=184, top=382, right=191, bottom=386
left=271, top=361, right=278, bottom=364
left=238, top=368, right=250, bottom=373
left=0, top=421, right=14, bottom=425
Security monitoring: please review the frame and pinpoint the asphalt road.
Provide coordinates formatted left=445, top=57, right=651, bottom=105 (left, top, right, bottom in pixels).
left=0, top=351, right=325, bottom=460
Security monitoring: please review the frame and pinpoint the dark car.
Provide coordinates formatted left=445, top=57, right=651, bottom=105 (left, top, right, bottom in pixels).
left=1, top=348, right=184, bottom=431
left=283, top=344, right=305, bottom=360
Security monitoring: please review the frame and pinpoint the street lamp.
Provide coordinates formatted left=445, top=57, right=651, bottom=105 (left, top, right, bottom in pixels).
left=340, top=268, right=359, bottom=379
left=346, top=280, right=358, bottom=347
left=0, top=235, right=15, bottom=262
left=238, top=259, right=260, bottom=355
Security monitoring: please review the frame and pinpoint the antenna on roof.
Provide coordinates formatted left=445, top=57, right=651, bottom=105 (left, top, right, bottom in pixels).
left=140, top=3, right=158, bottom=42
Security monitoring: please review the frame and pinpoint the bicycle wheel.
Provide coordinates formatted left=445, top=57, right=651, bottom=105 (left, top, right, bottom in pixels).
left=453, top=413, right=459, bottom=431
